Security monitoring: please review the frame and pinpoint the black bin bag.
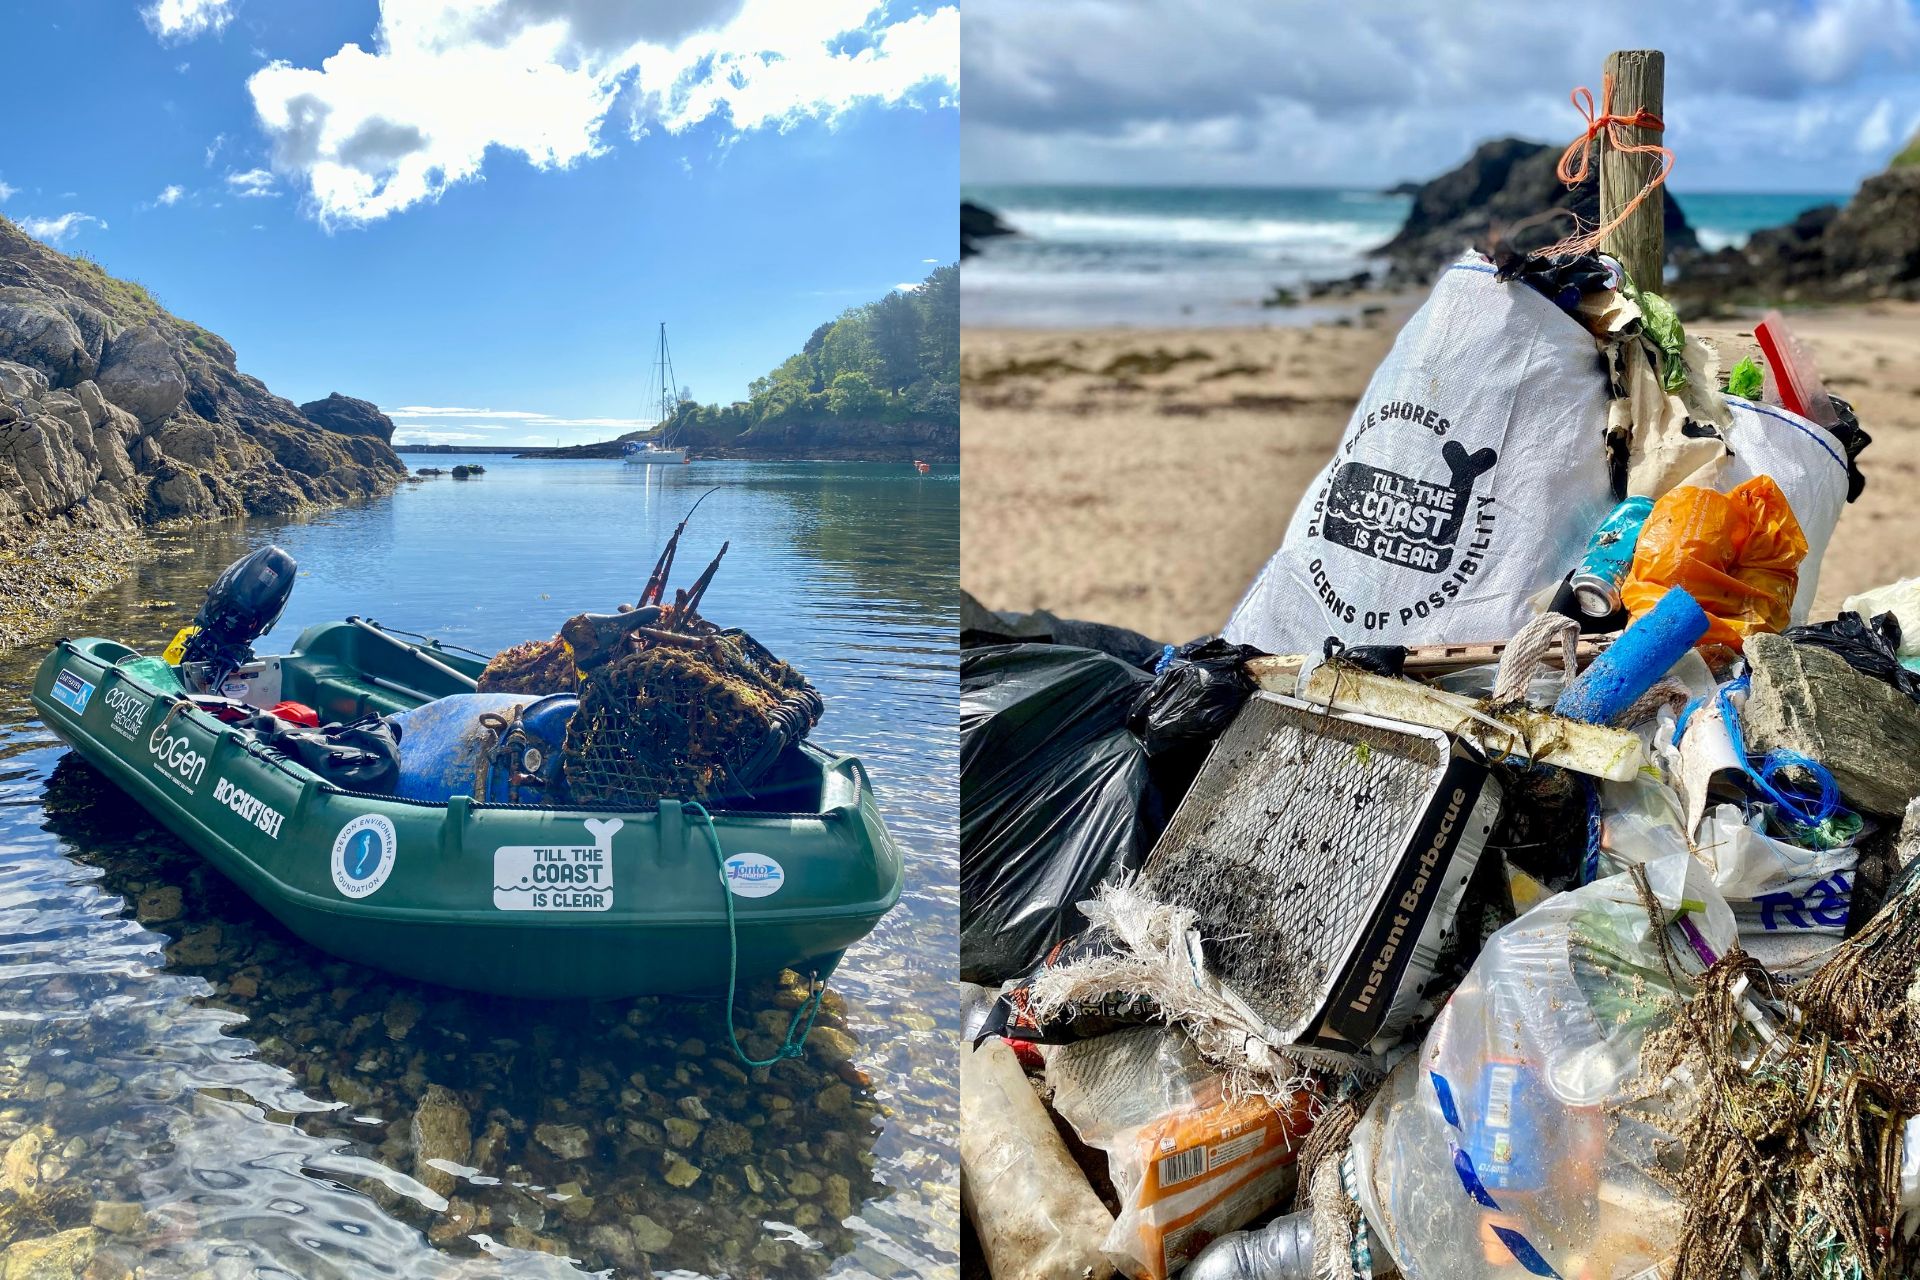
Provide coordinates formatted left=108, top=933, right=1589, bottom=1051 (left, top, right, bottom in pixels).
left=960, top=644, right=1153, bottom=986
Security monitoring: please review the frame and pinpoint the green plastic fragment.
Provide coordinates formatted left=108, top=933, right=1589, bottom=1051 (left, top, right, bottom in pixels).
left=1727, top=356, right=1765, bottom=401
left=1634, top=288, right=1689, bottom=393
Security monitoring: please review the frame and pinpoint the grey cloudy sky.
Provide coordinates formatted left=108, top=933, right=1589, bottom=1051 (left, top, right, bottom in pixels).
left=963, top=0, right=1920, bottom=193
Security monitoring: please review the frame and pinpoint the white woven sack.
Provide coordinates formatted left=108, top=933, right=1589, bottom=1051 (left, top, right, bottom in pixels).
left=1717, top=398, right=1847, bottom=623
left=1225, top=256, right=1613, bottom=653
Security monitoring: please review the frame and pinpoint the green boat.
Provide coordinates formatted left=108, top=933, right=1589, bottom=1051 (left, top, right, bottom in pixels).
left=30, top=614, right=904, bottom=1003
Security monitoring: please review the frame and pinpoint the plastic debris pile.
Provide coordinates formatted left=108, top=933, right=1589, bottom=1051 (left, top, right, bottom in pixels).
left=960, top=236, right=1920, bottom=1278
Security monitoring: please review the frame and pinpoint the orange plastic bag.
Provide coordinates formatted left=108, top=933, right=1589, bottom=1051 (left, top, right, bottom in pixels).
left=1620, top=475, right=1808, bottom=651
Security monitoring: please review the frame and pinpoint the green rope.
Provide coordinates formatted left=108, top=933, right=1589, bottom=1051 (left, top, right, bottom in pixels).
left=685, top=800, right=827, bottom=1068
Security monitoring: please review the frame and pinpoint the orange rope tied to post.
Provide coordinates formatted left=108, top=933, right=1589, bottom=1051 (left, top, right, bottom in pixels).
left=1542, top=71, right=1675, bottom=263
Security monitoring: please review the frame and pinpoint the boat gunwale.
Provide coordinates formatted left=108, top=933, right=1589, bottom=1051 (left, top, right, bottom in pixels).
left=56, top=635, right=867, bottom=825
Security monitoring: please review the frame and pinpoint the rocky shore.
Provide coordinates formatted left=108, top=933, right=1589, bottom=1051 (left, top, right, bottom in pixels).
left=0, top=216, right=405, bottom=648
left=524, top=418, right=958, bottom=464
left=1375, top=136, right=1699, bottom=286
left=1670, top=155, right=1920, bottom=310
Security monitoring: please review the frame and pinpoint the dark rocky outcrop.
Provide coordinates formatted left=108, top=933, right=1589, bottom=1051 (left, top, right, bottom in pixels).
left=1672, top=165, right=1920, bottom=309
left=1374, top=137, right=1698, bottom=286
left=961, top=201, right=1015, bottom=259
left=299, top=391, right=396, bottom=442
left=0, top=215, right=406, bottom=644
left=0, top=215, right=404, bottom=543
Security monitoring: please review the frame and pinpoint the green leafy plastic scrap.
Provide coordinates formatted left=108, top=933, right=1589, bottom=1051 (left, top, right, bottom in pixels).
left=1728, top=356, right=1765, bottom=401
left=1636, top=288, right=1689, bottom=393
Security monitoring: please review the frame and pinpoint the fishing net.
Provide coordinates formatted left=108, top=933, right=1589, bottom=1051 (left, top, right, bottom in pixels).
left=559, top=617, right=822, bottom=807
left=1625, top=879, right=1920, bottom=1280
left=477, top=637, right=581, bottom=695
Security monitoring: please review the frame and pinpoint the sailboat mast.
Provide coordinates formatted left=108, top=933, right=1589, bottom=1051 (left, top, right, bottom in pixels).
left=655, top=323, right=677, bottom=427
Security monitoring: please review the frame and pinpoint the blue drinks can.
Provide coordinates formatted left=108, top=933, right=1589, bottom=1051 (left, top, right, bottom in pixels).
left=1570, top=496, right=1654, bottom=618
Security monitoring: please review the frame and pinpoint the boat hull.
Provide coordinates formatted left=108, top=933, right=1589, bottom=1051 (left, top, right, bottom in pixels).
left=32, top=635, right=903, bottom=1000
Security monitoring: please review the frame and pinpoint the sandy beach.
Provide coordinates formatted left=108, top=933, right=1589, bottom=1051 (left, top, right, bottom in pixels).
left=961, top=302, right=1920, bottom=644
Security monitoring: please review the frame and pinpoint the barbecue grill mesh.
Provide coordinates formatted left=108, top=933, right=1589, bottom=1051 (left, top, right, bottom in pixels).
left=1143, top=693, right=1454, bottom=1040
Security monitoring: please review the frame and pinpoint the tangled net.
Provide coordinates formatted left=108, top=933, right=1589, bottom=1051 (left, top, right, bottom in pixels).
left=1627, top=879, right=1920, bottom=1280
left=479, top=637, right=581, bottom=695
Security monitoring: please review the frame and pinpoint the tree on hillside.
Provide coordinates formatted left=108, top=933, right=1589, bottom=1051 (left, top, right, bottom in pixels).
left=869, top=289, right=924, bottom=391
left=680, top=262, right=959, bottom=446
left=913, top=264, right=959, bottom=378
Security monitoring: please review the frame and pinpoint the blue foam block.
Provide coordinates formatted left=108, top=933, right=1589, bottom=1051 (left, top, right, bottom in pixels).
left=1554, top=587, right=1710, bottom=725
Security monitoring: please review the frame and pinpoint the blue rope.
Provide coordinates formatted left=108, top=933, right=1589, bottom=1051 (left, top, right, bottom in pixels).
left=685, top=800, right=827, bottom=1068
left=1674, top=674, right=1843, bottom=833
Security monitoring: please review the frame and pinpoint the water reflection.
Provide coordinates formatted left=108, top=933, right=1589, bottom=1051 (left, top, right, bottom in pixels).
left=0, top=459, right=958, bottom=1279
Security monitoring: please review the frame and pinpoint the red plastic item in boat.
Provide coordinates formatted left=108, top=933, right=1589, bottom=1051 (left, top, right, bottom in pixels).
left=271, top=700, right=319, bottom=727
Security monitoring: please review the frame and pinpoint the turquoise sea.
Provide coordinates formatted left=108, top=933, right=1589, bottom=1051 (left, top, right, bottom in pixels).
left=961, top=184, right=1845, bottom=328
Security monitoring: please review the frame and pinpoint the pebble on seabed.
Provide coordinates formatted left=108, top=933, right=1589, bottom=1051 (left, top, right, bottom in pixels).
left=0, top=756, right=958, bottom=1279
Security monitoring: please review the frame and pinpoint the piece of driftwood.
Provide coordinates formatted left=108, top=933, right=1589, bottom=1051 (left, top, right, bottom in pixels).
left=1269, top=662, right=1648, bottom=781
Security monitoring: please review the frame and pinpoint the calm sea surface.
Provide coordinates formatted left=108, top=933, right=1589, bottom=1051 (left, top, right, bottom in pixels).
left=961, top=183, right=1846, bottom=327
left=0, top=456, right=958, bottom=1278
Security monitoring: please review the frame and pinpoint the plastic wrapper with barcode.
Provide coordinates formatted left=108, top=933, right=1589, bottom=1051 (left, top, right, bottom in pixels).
left=1047, top=1028, right=1316, bottom=1280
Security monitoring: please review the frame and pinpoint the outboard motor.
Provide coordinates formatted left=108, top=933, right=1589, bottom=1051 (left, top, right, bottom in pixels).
left=179, top=545, right=297, bottom=692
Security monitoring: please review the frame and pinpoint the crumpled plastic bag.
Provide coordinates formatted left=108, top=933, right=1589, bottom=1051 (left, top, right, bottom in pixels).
left=1782, top=609, right=1920, bottom=704
left=960, top=644, right=1157, bottom=985
left=1126, top=637, right=1262, bottom=757
left=1349, top=853, right=1736, bottom=1280
left=1620, top=475, right=1808, bottom=650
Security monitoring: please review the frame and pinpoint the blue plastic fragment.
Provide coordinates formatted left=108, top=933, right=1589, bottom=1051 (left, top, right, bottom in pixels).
left=1555, top=586, right=1710, bottom=724
left=1490, top=1225, right=1563, bottom=1278
left=1430, top=1071, right=1460, bottom=1127
left=1450, top=1141, right=1501, bottom=1209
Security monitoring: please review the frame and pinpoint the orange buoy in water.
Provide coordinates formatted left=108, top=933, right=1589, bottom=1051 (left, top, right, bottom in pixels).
left=914, top=460, right=931, bottom=474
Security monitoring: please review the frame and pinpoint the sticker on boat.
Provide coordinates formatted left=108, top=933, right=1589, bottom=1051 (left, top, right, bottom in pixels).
left=493, top=817, right=621, bottom=912
left=332, top=814, right=397, bottom=899
left=50, top=671, right=95, bottom=715
left=104, top=686, right=149, bottom=742
left=724, top=852, right=785, bottom=899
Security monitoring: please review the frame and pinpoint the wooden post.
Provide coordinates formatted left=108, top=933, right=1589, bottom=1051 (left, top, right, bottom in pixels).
left=1600, top=49, right=1665, bottom=290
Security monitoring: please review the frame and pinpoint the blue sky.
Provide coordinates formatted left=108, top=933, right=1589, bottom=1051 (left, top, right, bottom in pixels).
left=1, top=0, right=957, bottom=445
left=964, top=0, right=1920, bottom=195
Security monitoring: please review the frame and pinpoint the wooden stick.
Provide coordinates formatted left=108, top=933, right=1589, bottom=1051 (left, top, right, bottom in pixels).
left=1600, top=49, right=1666, bottom=291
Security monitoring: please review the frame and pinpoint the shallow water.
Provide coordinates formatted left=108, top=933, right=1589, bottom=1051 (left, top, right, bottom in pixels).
left=0, top=457, right=959, bottom=1278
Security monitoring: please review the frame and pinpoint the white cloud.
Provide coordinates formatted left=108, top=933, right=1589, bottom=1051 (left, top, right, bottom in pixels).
left=0, top=180, right=14, bottom=203
left=393, top=429, right=489, bottom=444
left=142, top=0, right=234, bottom=43
left=205, top=133, right=227, bottom=166
left=156, top=184, right=186, bottom=206
left=226, top=167, right=278, bottom=197
left=18, top=212, right=107, bottom=245
left=894, top=282, right=920, bottom=292
left=1857, top=96, right=1896, bottom=154
left=246, top=0, right=958, bottom=226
